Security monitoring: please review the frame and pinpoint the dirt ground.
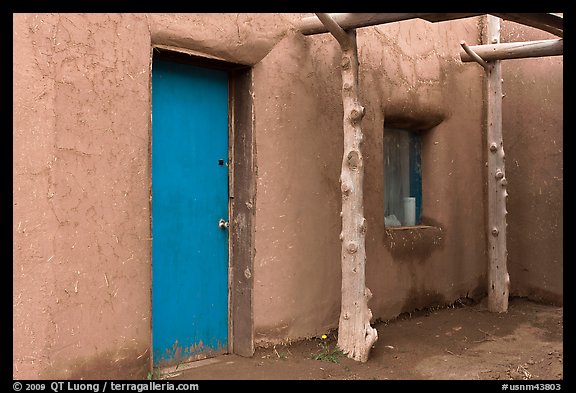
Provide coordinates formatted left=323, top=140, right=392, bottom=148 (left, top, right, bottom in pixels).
left=166, top=297, right=562, bottom=380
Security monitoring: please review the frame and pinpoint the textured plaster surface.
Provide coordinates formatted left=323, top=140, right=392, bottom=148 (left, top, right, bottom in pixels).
left=13, top=12, right=297, bottom=379
left=501, top=21, right=563, bottom=305
left=13, top=13, right=562, bottom=379
left=252, top=16, right=489, bottom=343
left=14, top=13, right=152, bottom=379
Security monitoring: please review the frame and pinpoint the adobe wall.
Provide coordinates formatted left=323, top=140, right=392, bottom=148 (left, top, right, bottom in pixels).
left=13, top=12, right=298, bottom=380
left=500, top=21, right=563, bottom=305
left=13, top=13, right=561, bottom=379
left=13, top=13, right=155, bottom=379
left=252, top=16, right=488, bottom=343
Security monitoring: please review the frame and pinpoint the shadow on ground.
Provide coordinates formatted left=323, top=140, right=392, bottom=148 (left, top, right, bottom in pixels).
left=166, top=297, right=563, bottom=380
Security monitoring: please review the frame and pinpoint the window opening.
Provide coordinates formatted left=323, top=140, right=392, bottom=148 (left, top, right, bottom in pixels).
left=384, top=127, right=422, bottom=227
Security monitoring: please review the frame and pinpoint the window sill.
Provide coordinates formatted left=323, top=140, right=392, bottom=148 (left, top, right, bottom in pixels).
left=383, top=225, right=445, bottom=260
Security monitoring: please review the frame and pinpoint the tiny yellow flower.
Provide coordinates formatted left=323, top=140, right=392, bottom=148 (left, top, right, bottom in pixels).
left=321, top=334, right=328, bottom=340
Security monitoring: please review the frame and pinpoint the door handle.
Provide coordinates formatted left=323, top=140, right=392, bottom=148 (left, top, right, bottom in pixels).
left=218, top=219, right=229, bottom=230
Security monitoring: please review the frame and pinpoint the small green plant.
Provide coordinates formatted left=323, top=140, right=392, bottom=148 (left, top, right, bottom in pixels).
left=147, top=367, right=162, bottom=380
left=311, top=334, right=344, bottom=363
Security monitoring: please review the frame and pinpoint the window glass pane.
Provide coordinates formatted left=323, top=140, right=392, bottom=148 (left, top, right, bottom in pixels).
left=384, top=128, right=422, bottom=227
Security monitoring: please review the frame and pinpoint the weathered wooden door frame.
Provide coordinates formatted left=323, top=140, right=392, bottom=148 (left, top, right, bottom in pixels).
left=149, top=46, right=255, bottom=369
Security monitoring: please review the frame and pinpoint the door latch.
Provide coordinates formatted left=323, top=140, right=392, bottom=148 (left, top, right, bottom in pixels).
left=218, top=218, right=229, bottom=230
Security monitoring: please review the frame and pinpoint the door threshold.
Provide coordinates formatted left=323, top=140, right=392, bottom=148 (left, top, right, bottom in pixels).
left=159, top=357, right=225, bottom=379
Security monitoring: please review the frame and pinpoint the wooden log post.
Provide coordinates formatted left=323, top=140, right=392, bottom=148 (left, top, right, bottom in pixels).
left=486, top=15, right=510, bottom=313
left=315, top=13, right=378, bottom=362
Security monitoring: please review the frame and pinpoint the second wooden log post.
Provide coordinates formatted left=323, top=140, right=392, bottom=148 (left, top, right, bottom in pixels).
left=486, top=15, right=510, bottom=313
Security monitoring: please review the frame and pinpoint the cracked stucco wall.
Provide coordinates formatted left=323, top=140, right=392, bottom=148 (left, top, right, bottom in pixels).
left=250, top=16, right=562, bottom=345
left=501, top=21, right=563, bottom=305
left=13, top=12, right=296, bottom=379
left=13, top=13, right=562, bottom=379
left=13, top=13, right=153, bottom=379
left=252, top=16, right=489, bottom=343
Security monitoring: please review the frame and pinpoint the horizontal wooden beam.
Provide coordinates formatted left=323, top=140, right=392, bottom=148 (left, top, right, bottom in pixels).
left=420, top=13, right=484, bottom=23
left=493, top=13, right=563, bottom=38
left=460, top=39, right=563, bottom=62
left=298, top=13, right=481, bottom=35
left=298, top=13, right=562, bottom=38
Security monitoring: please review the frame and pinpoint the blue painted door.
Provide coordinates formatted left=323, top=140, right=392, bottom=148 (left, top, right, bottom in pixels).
left=151, top=58, right=229, bottom=367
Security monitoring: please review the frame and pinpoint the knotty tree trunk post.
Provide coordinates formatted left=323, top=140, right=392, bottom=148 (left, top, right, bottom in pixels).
left=315, top=13, right=378, bottom=362
left=485, top=15, right=510, bottom=313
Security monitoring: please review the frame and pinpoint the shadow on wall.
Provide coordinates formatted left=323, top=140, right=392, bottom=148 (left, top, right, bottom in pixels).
left=398, top=285, right=486, bottom=316
left=39, top=348, right=149, bottom=380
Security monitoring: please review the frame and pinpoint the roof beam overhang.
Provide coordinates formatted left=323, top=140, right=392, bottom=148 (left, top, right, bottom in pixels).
left=460, top=38, right=563, bottom=63
left=298, top=13, right=563, bottom=38
left=491, top=13, right=563, bottom=38
left=299, top=13, right=482, bottom=35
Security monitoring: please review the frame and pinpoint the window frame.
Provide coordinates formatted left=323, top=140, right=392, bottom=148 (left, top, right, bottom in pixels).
left=384, top=126, right=423, bottom=228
